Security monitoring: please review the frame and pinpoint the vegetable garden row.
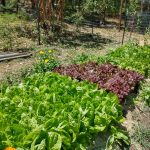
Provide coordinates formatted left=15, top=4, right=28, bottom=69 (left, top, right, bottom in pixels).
left=0, top=43, right=150, bottom=149
left=54, top=62, right=144, bottom=100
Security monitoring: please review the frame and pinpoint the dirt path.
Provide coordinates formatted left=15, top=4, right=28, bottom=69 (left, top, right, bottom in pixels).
left=124, top=103, right=150, bottom=150
left=0, top=58, right=34, bottom=81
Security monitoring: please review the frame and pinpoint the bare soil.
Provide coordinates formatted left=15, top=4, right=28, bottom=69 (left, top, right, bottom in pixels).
left=0, top=58, right=34, bottom=81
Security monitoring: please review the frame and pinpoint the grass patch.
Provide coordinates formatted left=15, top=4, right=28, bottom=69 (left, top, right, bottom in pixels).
left=131, top=124, right=150, bottom=149
left=0, top=13, right=21, bottom=24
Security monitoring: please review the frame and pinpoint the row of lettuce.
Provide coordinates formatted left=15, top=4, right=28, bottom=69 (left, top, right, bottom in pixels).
left=74, top=43, right=150, bottom=78
left=53, top=62, right=144, bottom=101
left=0, top=73, right=129, bottom=149
left=0, top=43, right=149, bottom=149
left=73, top=43, right=150, bottom=106
left=98, top=43, right=150, bottom=106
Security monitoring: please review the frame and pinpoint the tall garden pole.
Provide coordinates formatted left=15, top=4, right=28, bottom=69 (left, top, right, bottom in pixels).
left=36, top=0, right=41, bottom=45
left=16, top=0, right=20, bottom=14
left=122, top=0, right=127, bottom=44
left=129, top=12, right=136, bottom=40
left=119, top=0, right=124, bottom=32
left=91, top=0, right=94, bottom=35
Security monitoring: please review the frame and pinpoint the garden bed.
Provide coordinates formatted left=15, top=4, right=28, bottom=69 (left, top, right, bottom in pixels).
left=0, top=72, right=129, bottom=149
left=54, top=62, right=144, bottom=101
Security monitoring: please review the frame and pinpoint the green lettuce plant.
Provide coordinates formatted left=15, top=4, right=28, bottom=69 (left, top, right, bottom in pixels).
left=97, top=43, right=150, bottom=77
left=0, top=72, right=129, bottom=149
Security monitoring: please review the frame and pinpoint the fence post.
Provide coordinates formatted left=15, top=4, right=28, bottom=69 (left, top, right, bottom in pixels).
left=119, top=0, right=124, bottom=32
left=122, top=0, right=127, bottom=44
left=36, top=0, right=41, bottom=45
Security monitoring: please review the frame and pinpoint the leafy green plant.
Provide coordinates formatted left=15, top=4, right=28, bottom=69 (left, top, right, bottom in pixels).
left=138, top=79, right=150, bottom=106
left=72, top=53, right=97, bottom=64
left=0, top=13, right=20, bottom=23
left=54, top=62, right=144, bottom=101
left=0, top=72, right=129, bottom=149
left=97, top=43, right=150, bottom=77
left=34, top=49, right=60, bottom=73
left=0, top=0, right=17, bottom=12
left=18, top=8, right=31, bottom=21
left=72, top=53, right=90, bottom=64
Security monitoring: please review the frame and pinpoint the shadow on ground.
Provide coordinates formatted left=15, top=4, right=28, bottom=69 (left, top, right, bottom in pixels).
left=56, top=30, right=113, bottom=49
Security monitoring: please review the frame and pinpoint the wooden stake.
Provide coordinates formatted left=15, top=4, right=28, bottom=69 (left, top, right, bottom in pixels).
left=119, top=0, right=124, bottom=32
left=122, top=0, right=127, bottom=44
left=36, top=0, right=41, bottom=45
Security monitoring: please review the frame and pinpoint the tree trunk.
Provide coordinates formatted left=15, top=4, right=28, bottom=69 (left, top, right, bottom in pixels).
left=40, top=0, right=46, bottom=19
left=103, top=8, right=106, bottom=25
left=36, top=0, right=41, bottom=45
left=31, top=0, right=36, bottom=9
left=1, top=0, right=6, bottom=6
left=52, top=0, right=55, bottom=9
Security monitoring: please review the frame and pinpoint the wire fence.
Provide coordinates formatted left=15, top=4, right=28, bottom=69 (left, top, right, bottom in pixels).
left=126, top=12, right=150, bottom=33
left=0, top=9, right=149, bottom=52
